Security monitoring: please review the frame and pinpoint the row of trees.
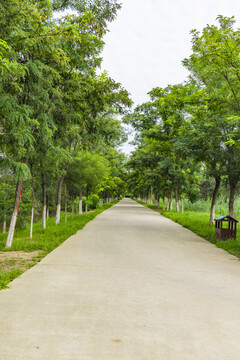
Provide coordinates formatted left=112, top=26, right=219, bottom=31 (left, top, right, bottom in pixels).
left=0, top=0, right=131, bottom=247
left=125, top=15, right=240, bottom=225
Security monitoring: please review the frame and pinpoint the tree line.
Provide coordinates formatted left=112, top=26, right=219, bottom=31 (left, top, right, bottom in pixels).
left=0, top=0, right=132, bottom=247
left=125, top=15, right=240, bottom=225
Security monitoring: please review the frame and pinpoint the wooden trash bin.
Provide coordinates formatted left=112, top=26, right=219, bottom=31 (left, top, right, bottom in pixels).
left=214, top=215, right=238, bottom=240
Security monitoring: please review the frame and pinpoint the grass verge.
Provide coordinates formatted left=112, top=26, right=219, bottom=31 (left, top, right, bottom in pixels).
left=135, top=200, right=240, bottom=260
left=0, top=201, right=118, bottom=289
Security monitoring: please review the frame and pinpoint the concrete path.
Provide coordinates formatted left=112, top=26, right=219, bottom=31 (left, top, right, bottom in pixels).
left=1, top=199, right=240, bottom=359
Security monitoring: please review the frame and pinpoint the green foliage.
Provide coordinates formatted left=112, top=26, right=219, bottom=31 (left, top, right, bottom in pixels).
left=88, top=193, right=100, bottom=209
left=0, top=0, right=130, bottom=247
left=126, top=16, right=240, bottom=220
left=82, top=194, right=100, bottom=210
left=98, top=175, right=126, bottom=198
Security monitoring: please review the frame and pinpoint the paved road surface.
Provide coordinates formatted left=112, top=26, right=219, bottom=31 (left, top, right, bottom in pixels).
left=1, top=198, right=240, bottom=359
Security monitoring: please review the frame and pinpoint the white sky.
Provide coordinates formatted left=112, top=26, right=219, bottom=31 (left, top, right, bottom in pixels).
left=102, top=0, right=240, bottom=104
left=101, top=0, right=240, bottom=153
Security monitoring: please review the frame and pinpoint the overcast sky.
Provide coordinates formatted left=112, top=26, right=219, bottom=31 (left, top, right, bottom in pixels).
left=101, top=0, right=240, bottom=105
left=100, top=0, right=240, bottom=153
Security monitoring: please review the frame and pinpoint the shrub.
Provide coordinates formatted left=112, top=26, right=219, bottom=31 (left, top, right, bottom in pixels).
left=89, top=194, right=100, bottom=209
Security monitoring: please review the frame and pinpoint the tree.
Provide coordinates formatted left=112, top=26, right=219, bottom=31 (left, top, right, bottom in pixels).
left=183, top=15, right=240, bottom=216
left=0, top=0, right=130, bottom=246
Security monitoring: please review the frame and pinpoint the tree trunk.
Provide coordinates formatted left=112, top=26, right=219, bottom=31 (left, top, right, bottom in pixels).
left=65, top=183, right=67, bottom=223
left=30, top=205, right=34, bottom=239
left=162, top=197, right=165, bottom=212
left=72, top=196, right=74, bottom=219
left=229, top=181, right=238, bottom=218
left=46, top=194, right=49, bottom=219
left=76, top=195, right=78, bottom=215
left=169, top=191, right=173, bottom=211
left=79, top=189, right=82, bottom=215
left=3, top=217, right=6, bottom=233
left=210, top=176, right=221, bottom=225
left=182, top=195, right=184, bottom=214
left=30, top=168, right=34, bottom=239
left=5, top=179, right=23, bottom=248
left=167, top=196, right=170, bottom=211
left=3, top=170, right=8, bottom=233
left=175, top=184, right=179, bottom=212
left=42, top=175, right=47, bottom=229
left=55, top=176, right=65, bottom=224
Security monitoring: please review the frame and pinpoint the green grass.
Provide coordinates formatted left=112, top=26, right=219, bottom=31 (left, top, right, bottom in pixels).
left=0, top=268, right=24, bottom=289
left=0, top=201, right=118, bottom=289
left=136, top=200, right=240, bottom=260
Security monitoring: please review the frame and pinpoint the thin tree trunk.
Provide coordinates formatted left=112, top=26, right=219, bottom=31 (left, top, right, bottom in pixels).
left=85, top=195, right=88, bottom=213
left=30, top=167, right=34, bottom=239
left=46, top=194, right=49, bottom=219
left=229, top=181, right=238, bottom=218
left=3, top=170, right=9, bottom=233
left=76, top=194, right=78, bottom=215
left=170, top=191, right=173, bottom=211
left=3, top=217, right=6, bottom=234
left=162, top=197, right=165, bottom=212
left=210, top=176, right=221, bottom=225
left=85, top=189, right=88, bottom=213
left=42, top=175, right=47, bottom=229
left=30, top=206, right=34, bottom=239
left=72, top=196, right=74, bottom=219
left=167, top=196, right=170, bottom=211
left=5, top=179, right=23, bottom=248
left=175, top=184, right=179, bottom=213
left=55, top=176, right=65, bottom=225
left=65, top=183, right=67, bottom=223
left=79, top=189, right=82, bottom=215
left=182, top=195, right=184, bottom=214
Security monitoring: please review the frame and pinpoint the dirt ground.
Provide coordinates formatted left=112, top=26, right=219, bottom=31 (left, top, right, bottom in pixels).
left=0, top=251, right=43, bottom=272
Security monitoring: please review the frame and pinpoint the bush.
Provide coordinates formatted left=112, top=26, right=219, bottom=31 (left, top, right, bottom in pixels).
left=89, top=194, right=100, bottom=209
left=82, top=194, right=100, bottom=211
